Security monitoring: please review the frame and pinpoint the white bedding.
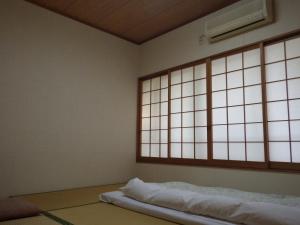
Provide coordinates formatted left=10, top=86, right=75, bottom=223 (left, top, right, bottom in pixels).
left=101, top=191, right=235, bottom=225
left=100, top=178, right=300, bottom=225
left=101, top=178, right=300, bottom=225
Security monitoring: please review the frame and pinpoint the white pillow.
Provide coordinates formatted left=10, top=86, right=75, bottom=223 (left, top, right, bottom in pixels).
left=120, top=178, right=161, bottom=202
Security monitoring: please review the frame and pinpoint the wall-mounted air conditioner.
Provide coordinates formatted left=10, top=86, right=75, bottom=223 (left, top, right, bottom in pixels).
left=204, top=0, right=273, bottom=43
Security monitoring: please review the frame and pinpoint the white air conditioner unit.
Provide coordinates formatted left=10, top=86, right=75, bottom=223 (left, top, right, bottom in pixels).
left=204, top=0, right=273, bottom=43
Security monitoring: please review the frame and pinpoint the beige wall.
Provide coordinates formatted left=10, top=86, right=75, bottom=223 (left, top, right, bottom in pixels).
left=137, top=0, right=300, bottom=196
left=0, top=0, right=139, bottom=198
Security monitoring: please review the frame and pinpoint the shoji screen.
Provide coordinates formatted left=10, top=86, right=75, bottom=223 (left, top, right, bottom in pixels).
left=265, top=36, right=300, bottom=163
left=138, top=30, right=300, bottom=172
left=141, top=75, right=169, bottom=158
left=170, top=63, right=207, bottom=159
left=211, top=47, right=265, bottom=162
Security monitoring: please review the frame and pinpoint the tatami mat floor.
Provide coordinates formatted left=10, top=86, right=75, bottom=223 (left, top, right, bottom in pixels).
left=2, top=184, right=177, bottom=225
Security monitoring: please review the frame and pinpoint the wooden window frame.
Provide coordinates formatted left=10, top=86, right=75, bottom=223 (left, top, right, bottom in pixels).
left=136, top=29, right=300, bottom=173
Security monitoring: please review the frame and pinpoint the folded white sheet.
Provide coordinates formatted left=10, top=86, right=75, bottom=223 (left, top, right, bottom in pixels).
left=119, top=178, right=300, bottom=225
left=101, top=191, right=235, bottom=225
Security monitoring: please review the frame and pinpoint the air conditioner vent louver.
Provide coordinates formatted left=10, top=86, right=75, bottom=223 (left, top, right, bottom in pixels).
left=205, top=0, right=273, bottom=43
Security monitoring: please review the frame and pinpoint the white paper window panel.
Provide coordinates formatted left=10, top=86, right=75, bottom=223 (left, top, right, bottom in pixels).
left=288, top=78, right=300, bottom=99
left=228, top=88, right=244, bottom=106
left=264, top=42, right=285, bottom=64
left=182, top=143, right=194, bottom=159
left=212, top=58, right=226, bottom=75
left=228, top=106, right=244, bottom=124
left=269, top=142, right=291, bottom=162
left=291, top=142, right=300, bottom=163
left=195, top=143, right=208, bottom=159
left=161, top=88, right=168, bottom=102
left=195, top=63, right=206, bottom=79
left=213, top=125, right=227, bottom=141
left=229, top=143, right=245, bottom=161
left=266, top=81, right=287, bottom=101
left=182, top=128, right=194, bottom=142
left=161, top=130, right=168, bottom=143
left=171, top=128, right=181, bottom=142
left=245, top=85, right=262, bottom=104
left=213, top=143, right=228, bottom=160
left=286, top=36, right=300, bottom=59
left=151, top=103, right=160, bottom=116
left=212, top=91, right=226, bottom=108
left=247, top=143, right=265, bottom=162
left=182, top=112, right=194, bottom=127
left=150, top=144, right=160, bottom=157
left=151, top=130, right=160, bottom=143
left=212, top=74, right=226, bottom=91
left=141, top=144, right=150, bottom=157
left=227, top=53, right=243, bottom=72
left=227, top=70, right=243, bottom=89
left=195, top=79, right=206, bottom=94
left=195, top=127, right=207, bottom=142
left=182, top=82, right=194, bottom=97
left=290, top=121, right=300, bottom=141
left=171, top=99, right=181, bottom=113
left=142, top=105, right=150, bottom=117
left=195, top=95, right=207, bottom=110
left=151, top=90, right=160, bottom=103
left=142, top=92, right=150, bottom=105
left=243, top=48, right=260, bottom=68
left=212, top=108, right=227, bottom=124
left=268, top=121, right=290, bottom=141
left=151, top=117, right=160, bottom=129
left=161, top=116, right=168, bottom=129
left=161, top=144, right=168, bottom=158
left=143, top=80, right=151, bottom=92
left=171, top=84, right=181, bottom=99
left=142, top=118, right=150, bottom=130
left=246, top=123, right=264, bottom=141
left=161, top=75, right=168, bottom=88
left=158, top=103, right=167, bottom=116
left=171, top=113, right=181, bottom=127
left=171, top=70, right=181, bottom=84
left=171, top=143, right=181, bottom=158
left=182, top=67, right=194, bottom=82
left=229, top=124, right=245, bottom=141
left=267, top=101, right=288, bottom=121
left=287, top=58, right=300, bottom=79
left=141, top=131, right=150, bottom=143
left=244, top=66, right=261, bottom=85
left=195, top=111, right=207, bottom=126
left=265, top=62, right=286, bottom=82
left=151, top=77, right=160, bottom=90
left=245, top=104, right=263, bottom=123
left=182, top=97, right=194, bottom=112
left=289, top=99, right=300, bottom=119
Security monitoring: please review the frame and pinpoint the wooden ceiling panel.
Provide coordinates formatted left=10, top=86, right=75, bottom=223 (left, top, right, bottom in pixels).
left=25, top=0, right=239, bottom=44
left=124, top=0, right=240, bottom=43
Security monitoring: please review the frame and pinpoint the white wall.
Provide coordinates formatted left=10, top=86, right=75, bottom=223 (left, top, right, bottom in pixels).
left=0, top=0, right=139, bottom=198
left=137, top=0, right=300, bottom=196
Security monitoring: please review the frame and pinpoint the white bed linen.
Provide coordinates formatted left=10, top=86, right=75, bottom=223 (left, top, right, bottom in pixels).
left=108, top=178, right=300, bottom=225
left=100, top=191, right=235, bottom=225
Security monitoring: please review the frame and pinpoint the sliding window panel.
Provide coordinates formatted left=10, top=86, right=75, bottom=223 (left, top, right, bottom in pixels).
left=140, top=75, right=169, bottom=158
left=182, top=67, right=193, bottom=82
left=182, top=143, right=194, bottom=159
left=213, top=143, right=228, bottom=160
left=229, top=143, right=245, bottom=161
left=287, top=58, right=300, bottom=79
left=285, top=36, right=300, bottom=59
left=243, top=48, right=260, bottom=68
left=195, top=143, right=208, bottom=159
